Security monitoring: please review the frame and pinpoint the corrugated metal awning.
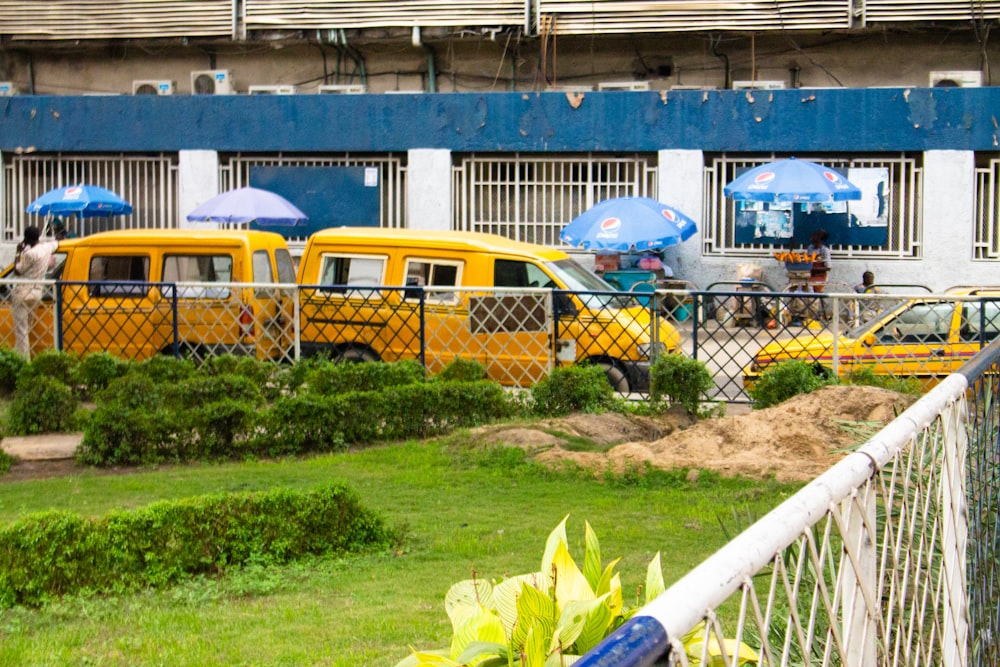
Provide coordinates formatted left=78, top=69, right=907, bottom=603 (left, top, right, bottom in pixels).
left=863, top=0, right=1000, bottom=23
left=0, top=1, right=233, bottom=40
left=536, top=0, right=854, bottom=33
left=244, top=1, right=528, bottom=30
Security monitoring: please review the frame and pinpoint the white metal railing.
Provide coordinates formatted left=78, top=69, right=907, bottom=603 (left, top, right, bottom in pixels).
left=453, top=153, right=657, bottom=247
left=2, top=154, right=178, bottom=243
left=578, top=370, right=974, bottom=666
left=974, top=160, right=1000, bottom=261
left=703, top=153, right=923, bottom=261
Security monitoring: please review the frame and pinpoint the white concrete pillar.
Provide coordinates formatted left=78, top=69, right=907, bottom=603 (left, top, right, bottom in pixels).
left=922, top=150, right=975, bottom=291
left=177, top=150, right=220, bottom=229
left=657, top=149, right=704, bottom=281
left=407, top=148, right=452, bottom=231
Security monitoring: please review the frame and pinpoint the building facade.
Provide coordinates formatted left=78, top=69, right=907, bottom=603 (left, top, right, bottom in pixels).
left=1, top=1, right=999, bottom=290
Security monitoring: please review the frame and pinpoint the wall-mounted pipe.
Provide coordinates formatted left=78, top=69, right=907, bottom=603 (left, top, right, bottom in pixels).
left=332, top=29, right=368, bottom=88
left=412, top=26, right=437, bottom=93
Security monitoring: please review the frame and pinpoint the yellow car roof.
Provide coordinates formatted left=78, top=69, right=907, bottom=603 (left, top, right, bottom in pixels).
left=306, top=227, right=570, bottom=261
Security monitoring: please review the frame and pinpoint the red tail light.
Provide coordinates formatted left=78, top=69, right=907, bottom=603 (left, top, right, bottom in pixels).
left=239, top=305, right=255, bottom=338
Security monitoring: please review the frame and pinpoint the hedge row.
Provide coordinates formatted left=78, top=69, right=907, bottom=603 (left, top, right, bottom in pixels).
left=0, top=483, right=396, bottom=608
left=77, top=373, right=515, bottom=466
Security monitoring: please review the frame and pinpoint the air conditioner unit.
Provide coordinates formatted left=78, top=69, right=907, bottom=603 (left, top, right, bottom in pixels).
left=132, top=80, right=175, bottom=96
left=318, top=84, right=368, bottom=94
left=0, top=81, right=18, bottom=96
left=544, top=84, right=594, bottom=93
left=670, top=84, right=717, bottom=90
left=247, top=84, right=298, bottom=95
left=190, top=69, right=233, bottom=95
left=597, top=81, right=651, bottom=91
left=732, top=80, right=785, bottom=90
left=929, top=70, right=982, bottom=88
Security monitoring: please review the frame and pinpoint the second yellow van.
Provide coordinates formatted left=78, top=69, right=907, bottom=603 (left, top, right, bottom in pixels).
left=296, top=227, right=681, bottom=391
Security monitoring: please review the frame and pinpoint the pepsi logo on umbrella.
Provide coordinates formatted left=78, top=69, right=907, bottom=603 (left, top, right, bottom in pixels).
left=596, top=217, right=622, bottom=239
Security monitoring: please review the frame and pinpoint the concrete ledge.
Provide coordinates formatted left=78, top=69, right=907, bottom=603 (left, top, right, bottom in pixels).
left=1, top=433, right=82, bottom=460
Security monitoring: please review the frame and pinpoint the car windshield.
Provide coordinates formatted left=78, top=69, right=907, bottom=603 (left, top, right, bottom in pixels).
left=544, top=258, right=638, bottom=309
left=847, top=297, right=956, bottom=342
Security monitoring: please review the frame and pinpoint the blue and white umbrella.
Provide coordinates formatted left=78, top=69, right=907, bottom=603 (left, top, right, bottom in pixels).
left=186, top=186, right=308, bottom=226
left=26, top=184, right=133, bottom=217
left=723, top=157, right=862, bottom=203
left=559, top=197, right=698, bottom=252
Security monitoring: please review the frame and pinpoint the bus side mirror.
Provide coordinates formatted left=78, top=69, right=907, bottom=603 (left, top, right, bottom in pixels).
left=863, top=333, right=876, bottom=347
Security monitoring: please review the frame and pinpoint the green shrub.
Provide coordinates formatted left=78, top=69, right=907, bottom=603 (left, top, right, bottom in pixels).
left=304, top=359, right=425, bottom=395
left=6, top=376, right=80, bottom=435
left=0, top=447, right=11, bottom=476
left=530, top=364, right=615, bottom=416
left=0, top=348, right=27, bottom=396
left=129, top=355, right=196, bottom=385
left=77, top=375, right=181, bottom=466
left=843, top=366, right=922, bottom=395
left=0, top=484, right=396, bottom=608
left=166, top=373, right=263, bottom=409
left=649, top=353, right=715, bottom=415
left=259, top=380, right=514, bottom=456
left=166, top=374, right=264, bottom=459
left=437, top=358, right=488, bottom=383
left=748, top=360, right=834, bottom=409
left=199, top=355, right=282, bottom=399
left=257, top=393, right=345, bottom=457
left=73, top=352, right=131, bottom=399
left=18, top=350, right=79, bottom=388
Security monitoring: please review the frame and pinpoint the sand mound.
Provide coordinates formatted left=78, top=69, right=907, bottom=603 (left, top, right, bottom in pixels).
left=480, top=385, right=917, bottom=482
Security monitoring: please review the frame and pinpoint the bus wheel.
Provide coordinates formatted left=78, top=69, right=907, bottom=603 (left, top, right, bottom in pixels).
left=597, top=361, right=630, bottom=393
left=337, top=347, right=379, bottom=363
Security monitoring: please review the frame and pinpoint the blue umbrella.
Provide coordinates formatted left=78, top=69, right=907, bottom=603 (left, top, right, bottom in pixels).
left=723, top=157, right=862, bottom=203
left=559, top=196, right=697, bottom=252
left=26, top=184, right=133, bottom=217
left=185, top=186, right=308, bottom=226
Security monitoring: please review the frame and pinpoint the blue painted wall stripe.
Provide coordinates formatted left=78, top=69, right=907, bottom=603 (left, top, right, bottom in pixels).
left=1, top=88, right=998, bottom=154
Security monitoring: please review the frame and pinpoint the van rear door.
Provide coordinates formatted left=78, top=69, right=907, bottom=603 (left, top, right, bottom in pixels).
left=61, top=252, right=171, bottom=360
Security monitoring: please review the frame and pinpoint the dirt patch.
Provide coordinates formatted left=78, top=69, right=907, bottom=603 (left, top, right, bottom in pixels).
left=477, top=385, right=917, bottom=482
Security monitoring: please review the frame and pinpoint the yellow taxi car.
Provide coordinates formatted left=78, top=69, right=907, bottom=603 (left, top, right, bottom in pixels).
left=744, top=286, right=1000, bottom=390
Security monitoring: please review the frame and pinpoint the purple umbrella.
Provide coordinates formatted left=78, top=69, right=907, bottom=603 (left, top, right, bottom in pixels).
left=185, top=186, right=308, bottom=226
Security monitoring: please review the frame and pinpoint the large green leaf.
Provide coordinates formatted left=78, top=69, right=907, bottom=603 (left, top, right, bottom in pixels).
left=644, top=552, right=665, bottom=604
left=450, top=609, right=506, bottom=660
left=541, top=514, right=570, bottom=577
left=511, top=582, right=556, bottom=652
left=445, top=579, right=495, bottom=632
left=393, top=649, right=461, bottom=667
left=582, top=520, right=602, bottom=592
left=522, top=621, right=548, bottom=667
left=551, top=540, right=595, bottom=608
left=595, top=558, right=622, bottom=599
left=494, top=572, right=549, bottom=638
left=453, top=641, right=508, bottom=665
left=560, top=595, right=614, bottom=654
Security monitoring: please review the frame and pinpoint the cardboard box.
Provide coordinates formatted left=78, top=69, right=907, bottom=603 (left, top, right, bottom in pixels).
left=594, top=254, right=620, bottom=271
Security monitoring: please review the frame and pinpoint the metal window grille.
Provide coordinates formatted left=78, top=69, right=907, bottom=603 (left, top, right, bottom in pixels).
left=703, top=153, right=922, bottom=260
left=2, top=153, right=178, bottom=242
left=453, top=153, right=657, bottom=246
left=220, top=153, right=407, bottom=244
left=974, top=158, right=1000, bottom=260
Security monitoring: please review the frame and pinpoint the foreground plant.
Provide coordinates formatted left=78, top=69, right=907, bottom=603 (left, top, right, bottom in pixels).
left=395, top=515, right=664, bottom=666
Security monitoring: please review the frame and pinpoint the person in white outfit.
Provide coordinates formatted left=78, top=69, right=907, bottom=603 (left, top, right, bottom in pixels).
left=12, top=225, right=58, bottom=358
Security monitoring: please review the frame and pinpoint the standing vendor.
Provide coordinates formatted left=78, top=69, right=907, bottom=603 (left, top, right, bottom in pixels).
left=808, top=229, right=831, bottom=292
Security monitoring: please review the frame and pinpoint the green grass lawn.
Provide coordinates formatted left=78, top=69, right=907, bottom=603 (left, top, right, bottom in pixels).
left=0, top=431, right=801, bottom=667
